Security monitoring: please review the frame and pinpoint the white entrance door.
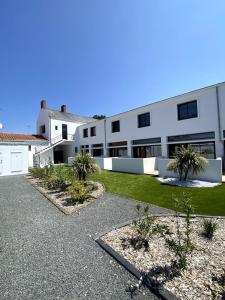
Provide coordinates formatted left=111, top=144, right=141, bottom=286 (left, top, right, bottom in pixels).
left=10, top=152, right=23, bottom=173
left=0, top=153, right=3, bottom=175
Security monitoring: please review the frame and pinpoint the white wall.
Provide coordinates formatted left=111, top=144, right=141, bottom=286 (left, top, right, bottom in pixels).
left=111, top=157, right=157, bottom=174
left=77, top=84, right=225, bottom=159
left=50, top=119, right=83, bottom=141
left=158, top=158, right=222, bottom=183
left=0, top=145, right=28, bottom=176
left=38, top=148, right=54, bottom=167
left=93, top=157, right=112, bottom=170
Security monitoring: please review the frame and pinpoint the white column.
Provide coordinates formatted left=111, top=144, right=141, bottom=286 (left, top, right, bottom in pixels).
left=127, top=140, right=132, bottom=157
left=161, top=136, right=168, bottom=158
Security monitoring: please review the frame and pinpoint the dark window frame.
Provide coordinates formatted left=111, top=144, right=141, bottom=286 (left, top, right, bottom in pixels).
left=177, top=100, right=198, bottom=121
left=90, top=126, right=96, bottom=137
left=40, top=125, right=45, bottom=134
left=83, top=128, right=88, bottom=138
left=138, top=112, right=151, bottom=128
left=111, top=120, right=120, bottom=133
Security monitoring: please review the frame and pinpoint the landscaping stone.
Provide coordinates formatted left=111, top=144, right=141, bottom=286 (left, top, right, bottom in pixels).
left=158, top=177, right=221, bottom=188
left=102, top=216, right=225, bottom=300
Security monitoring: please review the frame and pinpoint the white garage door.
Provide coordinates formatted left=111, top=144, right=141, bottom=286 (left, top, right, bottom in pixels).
left=0, top=145, right=28, bottom=176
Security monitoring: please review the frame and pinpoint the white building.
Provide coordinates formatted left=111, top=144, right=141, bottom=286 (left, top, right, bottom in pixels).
left=0, top=81, right=225, bottom=176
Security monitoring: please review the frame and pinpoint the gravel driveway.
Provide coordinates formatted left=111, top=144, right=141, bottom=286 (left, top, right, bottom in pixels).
left=0, top=176, right=170, bottom=300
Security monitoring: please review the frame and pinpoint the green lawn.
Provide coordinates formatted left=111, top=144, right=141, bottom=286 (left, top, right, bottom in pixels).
left=89, top=171, right=225, bottom=216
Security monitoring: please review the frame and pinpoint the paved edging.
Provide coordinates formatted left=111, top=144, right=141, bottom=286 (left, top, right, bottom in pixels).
left=95, top=213, right=225, bottom=300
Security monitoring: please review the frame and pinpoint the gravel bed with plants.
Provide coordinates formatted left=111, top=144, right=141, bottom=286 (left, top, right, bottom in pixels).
left=28, top=154, right=104, bottom=214
left=101, top=195, right=225, bottom=300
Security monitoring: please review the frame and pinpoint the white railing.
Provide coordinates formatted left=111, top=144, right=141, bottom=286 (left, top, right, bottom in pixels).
left=35, top=134, right=75, bottom=154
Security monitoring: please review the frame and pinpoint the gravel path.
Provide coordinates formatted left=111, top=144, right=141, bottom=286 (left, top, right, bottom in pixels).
left=0, top=175, right=171, bottom=300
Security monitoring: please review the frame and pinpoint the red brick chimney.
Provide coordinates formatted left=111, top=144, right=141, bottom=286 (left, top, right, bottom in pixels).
left=61, top=105, right=66, bottom=113
left=41, top=99, right=46, bottom=109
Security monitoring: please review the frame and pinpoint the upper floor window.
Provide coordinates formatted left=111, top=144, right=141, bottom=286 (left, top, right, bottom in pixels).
left=138, top=112, right=150, bottom=128
left=83, top=128, right=88, bottom=138
left=112, top=120, right=120, bottom=133
left=177, top=100, right=198, bottom=121
left=90, top=126, right=96, bottom=136
left=55, top=125, right=58, bottom=130
left=40, top=125, right=45, bottom=134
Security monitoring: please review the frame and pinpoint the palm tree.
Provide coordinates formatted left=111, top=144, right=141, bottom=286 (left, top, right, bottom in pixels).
left=167, top=146, right=208, bottom=181
left=72, top=153, right=100, bottom=181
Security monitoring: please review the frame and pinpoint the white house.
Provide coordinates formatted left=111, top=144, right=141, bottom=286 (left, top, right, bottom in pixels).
left=0, top=81, right=225, bottom=176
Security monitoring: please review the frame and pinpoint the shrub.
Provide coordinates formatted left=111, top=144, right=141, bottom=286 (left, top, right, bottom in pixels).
left=167, top=146, right=208, bottom=181
left=72, top=153, right=100, bottom=181
left=202, top=219, right=218, bottom=239
left=46, top=174, right=66, bottom=191
left=30, top=167, right=46, bottom=179
left=67, top=181, right=91, bottom=204
left=132, top=204, right=160, bottom=251
left=162, top=193, right=195, bottom=270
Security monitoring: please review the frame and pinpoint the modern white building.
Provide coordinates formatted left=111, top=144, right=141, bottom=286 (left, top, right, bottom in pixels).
left=0, top=81, right=225, bottom=176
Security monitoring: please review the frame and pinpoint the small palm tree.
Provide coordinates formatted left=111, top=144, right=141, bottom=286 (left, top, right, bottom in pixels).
left=167, top=146, right=208, bottom=181
left=72, top=153, right=100, bottom=181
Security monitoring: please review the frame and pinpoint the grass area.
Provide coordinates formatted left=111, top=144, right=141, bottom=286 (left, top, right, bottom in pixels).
left=89, top=171, right=225, bottom=216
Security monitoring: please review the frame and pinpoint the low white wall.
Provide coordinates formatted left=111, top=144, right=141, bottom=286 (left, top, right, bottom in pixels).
left=68, top=156, right=75, bottom=166
left=111, top=157, right=157, bottom=174
left=93, top=157, right=112, bottom=170
left=39, top=149, right=54, bottom=167
left=158, top=158, right=222, bottom=183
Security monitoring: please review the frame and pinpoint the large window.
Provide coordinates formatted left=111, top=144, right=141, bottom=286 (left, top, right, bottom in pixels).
left=177, top=100, right=198, bottom=121
left=138, top=112, right=150, bottom=128
left=90, top=126, right=96, bottom=137
left=83, top=128, right=88, bottom=138
left=111, top=120, right=120, bottom=133
left=40, top=125, right=45, bottom=134
left=133, top=145, right=162, bottom=158
left=168, top=142, right=215, bottom=159
left=168, top=131, right=215, bottom=143
left=92, top=143, right=104, bottom=157
left=109, top=147, right=127, bottom=157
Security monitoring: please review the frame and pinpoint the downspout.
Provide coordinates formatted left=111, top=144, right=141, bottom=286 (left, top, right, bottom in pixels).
left=104, top=119, right=107, bottom=157
left=216, top=86, right=222, bottom=141
left=216, top=86, right=224, bottom=169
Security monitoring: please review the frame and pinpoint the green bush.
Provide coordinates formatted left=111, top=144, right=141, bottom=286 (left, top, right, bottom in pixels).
left=162, top=193, right=195, bottom=270
left=46, top=174, right=66, bottom=191
left=29, top=167, right=47, bottom=179
left=72, top=153, right=100, bottom=181
left=202, top=219, right=218, bottom=239
left=67, top=181, right=91, bottom=204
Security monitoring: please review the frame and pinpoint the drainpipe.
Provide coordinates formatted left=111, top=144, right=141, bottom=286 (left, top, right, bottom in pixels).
left=104, top=119, right=107, bottom=157
left=216, top=86, right=224, bottom=169
left=216, top=86, right=222, bottom=141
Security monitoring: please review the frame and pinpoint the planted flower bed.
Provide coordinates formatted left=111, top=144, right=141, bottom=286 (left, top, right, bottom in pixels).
left=98, top=195, right=225, bottom=300
left=28, top=154, right=104, bottom=214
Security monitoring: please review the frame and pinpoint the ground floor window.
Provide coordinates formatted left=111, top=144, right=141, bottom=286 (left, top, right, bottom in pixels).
left=168, top=142, right=215, bottom=159
left=92, top=148, right=103, bottom=157
left=133, top=145, right=162, bottom=158
left=109, top=147, right=127, bottom=157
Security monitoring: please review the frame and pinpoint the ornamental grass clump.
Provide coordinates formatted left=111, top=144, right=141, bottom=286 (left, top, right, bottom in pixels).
left=167, top=146, right=208, bottom=181
left=202, top=219, right=218, bottom=240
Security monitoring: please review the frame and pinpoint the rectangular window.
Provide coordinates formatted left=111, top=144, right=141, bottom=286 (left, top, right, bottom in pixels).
left=138, top=112, right=150, bottom=128
left=168, top=142, right=215, bottom=159
left=83, top=128, right=88, bottom=138
left=167, top=131, right=215, bottom=143
left=108, top=141, right=127, bottom=147
left=92, top=148, right=103, bottom=157
left=28, top=145, right=31, bottom=151
left=133, top=145, right=162, bottom=158
left=75, top=147, right=78, bottom=154
left=90, top=126, right=96, bottom=136
left=132, top=137, right=161, bottom=145
left=111, top=120, right=120, bottom=133
left=177, top=100, right=198, bottom=120
left=40, top=125, right=45, bottom=134
left=55, top=125, right=58, bottom=130
left=109, top=147, right=127, bottom=157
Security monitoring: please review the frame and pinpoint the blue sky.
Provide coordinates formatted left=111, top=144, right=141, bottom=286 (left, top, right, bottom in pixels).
left=0, top=0, right=225, bottom=133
